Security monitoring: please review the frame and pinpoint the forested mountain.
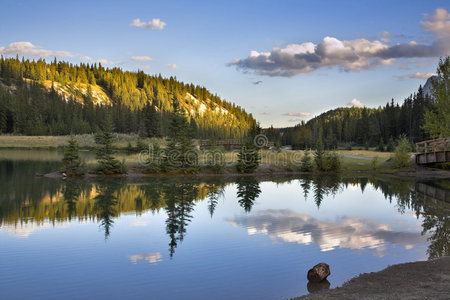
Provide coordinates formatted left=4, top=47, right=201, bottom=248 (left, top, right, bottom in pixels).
left=281, top=85, right=434, bottom=149
left=0, top=57, right=256, bottom=138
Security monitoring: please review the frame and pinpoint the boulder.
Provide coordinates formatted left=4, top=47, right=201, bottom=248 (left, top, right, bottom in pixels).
left=307, top=262, right=330, bottom=282
left=307, top=279, right=330, bottom=293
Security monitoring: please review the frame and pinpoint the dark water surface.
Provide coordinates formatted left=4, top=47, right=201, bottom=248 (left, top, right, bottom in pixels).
left=0, top=150, right=449, bottom=300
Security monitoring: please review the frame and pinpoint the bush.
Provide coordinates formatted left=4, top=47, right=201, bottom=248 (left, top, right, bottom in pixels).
left=386, top=137, right=395, bottom=152
left=143, top=142, right=164, bottom=173
left=325, top=152, right=341, bottom=171
left=371, top=157, right=379, bottom=170
left=136, top=136, right=148, bottom=152
left=377, top=139, right=385, bottom=152
left=392, top=135, right=411, bottom=168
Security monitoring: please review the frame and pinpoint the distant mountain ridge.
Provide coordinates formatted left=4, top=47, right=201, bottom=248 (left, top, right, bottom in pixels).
left=423, top=75, right=437, bottom=97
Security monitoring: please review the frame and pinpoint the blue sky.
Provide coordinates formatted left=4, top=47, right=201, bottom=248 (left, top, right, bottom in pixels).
left=0, top=0, right=448, bottom=127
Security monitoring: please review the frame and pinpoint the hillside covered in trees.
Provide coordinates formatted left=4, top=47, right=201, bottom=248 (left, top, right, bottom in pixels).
left=0, top=57, right=256, bottom=138
left=280, top=57, right=449, bottom=150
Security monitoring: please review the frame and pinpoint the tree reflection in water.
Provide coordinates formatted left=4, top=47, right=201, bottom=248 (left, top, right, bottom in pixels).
left=236, top=177, right=261, bottom=213
left=0, top=174, right=448, bottom=259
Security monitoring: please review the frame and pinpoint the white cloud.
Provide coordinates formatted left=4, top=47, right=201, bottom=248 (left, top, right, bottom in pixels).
left=128, top=252, right=162, bottom=264
left=282, top=112, right=311, bottom=117
left=167, top=63, right=177, bottom=69
left=97, top=58, right=114, bottom=65
left=421, top=8, right=450, bottom=38
left=229, top=9, right=450, bottom=77
left=130, top=219, right=149, bottom=227
left=260, top=112, right=271, bottom=115
left=348, top=98, right=365, bottom=108
left=131, top=18, right=166, bottom=30
left=131, top=56, right=152, bottom=61
left=288, top=118, right=303, bottom=123
left=81, top=56, right=93, bottom=62
left=394, top=72, right=437, bottom=80
left=0, top=41, right=72, bottom=58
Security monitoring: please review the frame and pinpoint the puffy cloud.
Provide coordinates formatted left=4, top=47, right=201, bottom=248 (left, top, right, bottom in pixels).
left=282, top=112, right=311, bottom=117
left=230, top=209, right=428, bottom=256
left=394, top=72, right=437, bottom=80
left=131, top=56, right=152, bottom=61
left=131, top=18, right=166, bottom=30
left=229, top=9, right=449, bottom=77
left=421, top=8, right=450, bottom=37
left=167, top=63, right=177, bottom=69
left=348, top=98, right=365, bottom=108
left=0, top=41, right=72, bottom=57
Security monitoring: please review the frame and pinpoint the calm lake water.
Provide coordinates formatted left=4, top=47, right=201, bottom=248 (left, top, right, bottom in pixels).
left=0, top=150, right=449, bottom=300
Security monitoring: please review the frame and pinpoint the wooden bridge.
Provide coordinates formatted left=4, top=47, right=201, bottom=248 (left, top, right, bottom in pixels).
left=415, top=138, right=450, bottom=165
left=199, top=139, right=274, bottom=150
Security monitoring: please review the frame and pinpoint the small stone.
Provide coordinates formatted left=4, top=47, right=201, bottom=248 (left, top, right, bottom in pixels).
left=307, top=262, right=330, bottom=282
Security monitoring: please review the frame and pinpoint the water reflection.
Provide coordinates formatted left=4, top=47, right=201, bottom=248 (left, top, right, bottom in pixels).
left=128, top=252, right=163, bottom=265
left=236, top=177, right=262, bottom=213
left=0, top=169, right=449, bottom=259
left=230, top=209, right=427, bottom=255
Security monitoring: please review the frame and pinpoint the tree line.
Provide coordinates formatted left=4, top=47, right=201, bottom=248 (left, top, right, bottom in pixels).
left=280, top=57, right=449, bottom=149
left=0, top=56, right=256, bottom=138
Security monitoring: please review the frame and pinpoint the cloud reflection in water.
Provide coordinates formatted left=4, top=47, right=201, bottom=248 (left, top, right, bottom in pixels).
left=230, top=209, right=428, bottom=256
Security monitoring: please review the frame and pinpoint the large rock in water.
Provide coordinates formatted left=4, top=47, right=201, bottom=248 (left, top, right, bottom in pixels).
left=307, top=263, right=330, bottom=282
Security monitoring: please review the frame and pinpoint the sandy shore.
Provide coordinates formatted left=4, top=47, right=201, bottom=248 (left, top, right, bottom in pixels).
left=296, top=257, right=450, bottom=300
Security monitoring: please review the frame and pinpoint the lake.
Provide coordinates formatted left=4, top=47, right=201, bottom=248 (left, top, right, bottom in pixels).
left=0, top=150, right=449, bottom=300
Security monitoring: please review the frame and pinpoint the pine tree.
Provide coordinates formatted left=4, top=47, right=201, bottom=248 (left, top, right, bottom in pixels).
left=300, top=150, right=313, bottom=172
left=95, top=115, right=127, bottom=174
left=424, top=56, right=450, bottom=138
left=61, top=135, right=85, bottom=176
left=314, top=129, right=325, bottom=171
left=0, top=100, right=6, bottom=133
left=166, top=101, right=198, bottom=171
left=236, top=125, right=261, bottom=173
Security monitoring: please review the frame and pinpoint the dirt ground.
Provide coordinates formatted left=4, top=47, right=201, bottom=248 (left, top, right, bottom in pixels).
left=296, top=257, right=450, bottom=300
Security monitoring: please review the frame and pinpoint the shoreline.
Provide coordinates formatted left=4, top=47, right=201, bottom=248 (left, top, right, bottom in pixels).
left=295, top=256, right=450, bottom=299
left=43, top=164, right=450, bottom=181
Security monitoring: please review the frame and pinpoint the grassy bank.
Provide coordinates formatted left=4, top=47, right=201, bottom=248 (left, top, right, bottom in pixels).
left=0, top=135, right=401, bottom=173
left=0, top=134, right=164, bottom=149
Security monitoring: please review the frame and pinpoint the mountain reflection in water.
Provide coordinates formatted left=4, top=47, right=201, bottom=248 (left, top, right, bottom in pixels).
left=0, top=170, right=448, bottom=259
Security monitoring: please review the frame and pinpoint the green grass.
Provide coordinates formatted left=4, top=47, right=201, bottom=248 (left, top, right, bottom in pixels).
left=0, top=134, right=165, bottom=150
left=0, top=136, right=401, bottom=173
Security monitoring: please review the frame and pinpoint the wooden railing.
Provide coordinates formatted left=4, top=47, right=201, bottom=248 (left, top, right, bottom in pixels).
left=416, top=138, right=450, bottom=153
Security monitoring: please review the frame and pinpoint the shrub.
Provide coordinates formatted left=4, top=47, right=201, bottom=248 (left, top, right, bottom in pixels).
left=325, top=152, right=341, bottom=171
left=371, top=157, right=379, bottom=170
left=393, top=135, right=411, bottom=168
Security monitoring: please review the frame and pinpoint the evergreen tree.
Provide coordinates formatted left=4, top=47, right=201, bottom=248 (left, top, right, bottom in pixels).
left=236, top=125, right=261, bottom=173
left=95, top=115, right=127, bottom=174
left=300, top=150, right=313, bottom=172
left=61, top=135, right=85, bottom=176
left=166, top=101, right=198, bottom=171
left=314, top=129, right=325, bottom=171
left=424, top=56, right=450, bottom=138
